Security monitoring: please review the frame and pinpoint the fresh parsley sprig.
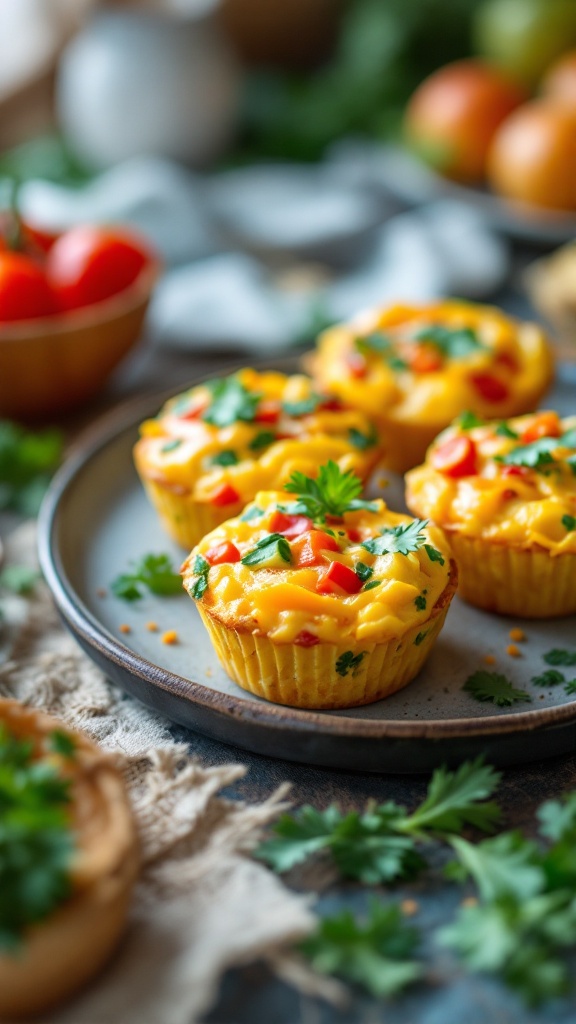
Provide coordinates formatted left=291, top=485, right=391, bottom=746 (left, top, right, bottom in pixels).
left=282, top=462, right=378, bottom=523
left=111, top=553, right=183, bottom=601
left=255, top=758, right=501, bottom=884
left=413, top=324, right=484, bottom=359
left=0, top=421, right=63, bottom=516
left=202, top=376, right=261, bottom=428
left=300, top=902, right=423, bottom=999
left=0, top=725, right=75, bottom=951
left=361, top=519, right=428, bottom=558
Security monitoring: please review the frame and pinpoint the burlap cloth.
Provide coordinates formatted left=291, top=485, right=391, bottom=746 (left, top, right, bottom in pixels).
left=0, top=522, right=336, bottom=1024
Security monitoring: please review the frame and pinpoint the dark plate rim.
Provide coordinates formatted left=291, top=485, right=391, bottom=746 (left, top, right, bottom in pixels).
left=37, top=362, right=576, bottom=743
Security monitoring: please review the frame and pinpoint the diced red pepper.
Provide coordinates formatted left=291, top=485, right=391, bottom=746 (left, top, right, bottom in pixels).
left=407, top=344, right=443, bottom=374
left=210, top=482, right=241, bottom=506
left=316, top=560, right=363, bottom=595
left=347, top=528, right=362, bottom=543
left=294, top=630, right=320, bottom=647
left=268, top=511, right=313, bottom=538
left=179, top=399, right=208, bottom=420
left=493, top=351, right=518, bottom=372
left=469, top=372, right=510, bottom=403
left=431, top=435, right=477, bottom=477
left=255, top=400, right=281, bottom=424
left=205, top=541, right=241, bottom=565
left=292, top=529, right=340, bottom=568
left=521, top=412, right=561, bottom=443
left=501, top=464, right=530, bottom=478
left=501, top=488, right=518, bottom=501
left=317, top=396, right=342, bottom=411
left=345, top=352, right=367, bottom=379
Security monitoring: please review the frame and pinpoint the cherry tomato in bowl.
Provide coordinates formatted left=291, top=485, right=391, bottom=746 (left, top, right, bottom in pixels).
left=0, top=252, right=56, bottom=323
left=46, top=226, right=155, bottom=312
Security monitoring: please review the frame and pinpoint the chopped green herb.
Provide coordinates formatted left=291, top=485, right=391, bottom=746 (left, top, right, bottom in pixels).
left=561, top=428, right=576, bottom=448
left=562, top=514, right=576, bottom=532
left=335, top=650, right=367, bottom=677
left=499, top=437, right=558, bottom=471
left=495, top=422, right=519, bottom=439
left=160, top=439, right=182, bottom=454
left=363, top=579, right=381, bottom=591
left=463, top=670, right=532, bottom=707
left=414, top=324, right=483, bottom=359
left=388, top=355, right=409, bottom=372
left=300, top=902, right=423, bottom=999
left=202, top=376, right=260, bottom=428
left=531, top=669, right=565, bottom=687
left=424, top=544, right=445, bottom=566
left=414, top=631, right=428, bottom=646
left=565, top=680, right=576, bottom=695
left=282, top=396, right=320, bottom=417
left=111, top=554, right=183, bottom=602
left=543, top=649, right=576, bottom=667
left=210, top=449, right=238, bottom=467
left=349, top=424, right=378, bottom=450
left=0, top=724, right=74, bottom=951
left=249, top=430, right=276, bottom=452
left=567, top=455, right=576, bottom=476
left=240, top=505, right=263, bottom=522
left=355, top=331, right=392, bottom=354
left=0, top=565, right=39, bottom=595
left=241, top=533, right=291, bottom=567
left=414, top=594, right=427, bottom=610
left=283, top=461, right=378, bottom=523
left=48, top=731, right=76, bottom=759
left=361, top=518, right=428, bottom=557
left=354, top=561, right=373, bottom=582
left=0, top=421, right=63, bottom=516
left=458, top=411, right=484, bottom=430
left=190, top=554, right=210, bottom=600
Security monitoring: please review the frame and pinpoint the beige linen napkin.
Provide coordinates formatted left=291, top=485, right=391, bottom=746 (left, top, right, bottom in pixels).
left=0, top=523, right=319, bottom=1024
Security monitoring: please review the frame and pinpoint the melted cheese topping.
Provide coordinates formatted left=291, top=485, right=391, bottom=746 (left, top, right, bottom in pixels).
left=182, top=491, right=452, bottom=644
left=134, top=368, right=382, bottom=502
left=406, top=412, right=576, bottom=554
left=312, top=300, right=553, bottom=426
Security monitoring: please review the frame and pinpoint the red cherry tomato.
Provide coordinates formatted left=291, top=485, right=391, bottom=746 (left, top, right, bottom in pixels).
left=0, top=252, right=55, bottom=323
left=209, top=482, right=241, bottom=507
left=469, top=372, right=510, bottom=403
left=204, top=541, right=241, bottom=565
left=47, top=225, right=153, bottom=312
left=268, top=511, right=314, bottom=538
left=316, top=560, right=363, bottom=595
left=431, top=435, right=477, bottom=477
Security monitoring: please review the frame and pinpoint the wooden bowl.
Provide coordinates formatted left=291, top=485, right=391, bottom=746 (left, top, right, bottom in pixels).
left=0, top=261, right=160, bottom=420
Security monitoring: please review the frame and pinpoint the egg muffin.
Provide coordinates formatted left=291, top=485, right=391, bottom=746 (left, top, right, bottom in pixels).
left=134, top=368, right=384, bottom=549
left=311, top=299, right=553, bottom=474
left=406, top=410, right=576, bottom=617
left=182, top=462, right=456, bottom=709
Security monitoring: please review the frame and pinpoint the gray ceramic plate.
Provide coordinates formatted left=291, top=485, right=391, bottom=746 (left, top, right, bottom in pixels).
left=380, top=146, right=576, bottom=245
left=38, top=362, right=576, bottom=773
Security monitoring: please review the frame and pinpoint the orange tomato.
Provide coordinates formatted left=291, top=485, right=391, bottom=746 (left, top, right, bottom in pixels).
left=487, top=99, right=576, bottom=210
left=404, top=59, right=527, bottom=182
left=541, top=48, right=576, bottom=105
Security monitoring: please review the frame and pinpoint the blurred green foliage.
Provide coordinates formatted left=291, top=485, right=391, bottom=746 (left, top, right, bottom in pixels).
left=241, top=0, right=483, bottom=160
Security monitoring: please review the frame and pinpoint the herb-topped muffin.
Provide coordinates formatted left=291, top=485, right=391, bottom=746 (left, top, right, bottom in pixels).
left=181, top=462, right=456, bottom=709
left=405, top=410, right=576, bottom=617
left=0, top=699, right=139, bottom=1020
left=311, top=299, right=553, bottom=474
left=134, top=368, right=383, bottom=548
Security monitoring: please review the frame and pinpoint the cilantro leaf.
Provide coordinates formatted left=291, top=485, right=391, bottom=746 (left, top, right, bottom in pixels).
left=543, top=649, right=576, bottom=666
left=283, top=461, right=378, bottom=522
left=0, top=565, right=39, bottom=594
left=0, top=725, right=74, bottom=950
left=348, top=424, right=378, bottom=450
left=210, top=449, right=238, bottom=467
left=414, top=593, right=427, bottom=610
left=189, top=554, right=209, bottom=600
left=111, top=553, right=183, bottom=602
left=463, top=671, right=532, bottom=707
left=495, top=422, right=519, bottom=439
left=0, top=421, right=63, bottom=516
left=335, top=650, right=367, bottom=677
left=249, top=430, right=276, bottom=452
left=499, top=437, right=558, bottom=471
left=414, top=324, right=483, bottom=359
left=202, top=376, right=260, bottom=428
left=531, top=669, right=565, bottom=687
left=240, top=505, right=263, bottom=522
left=458, top=411, right=484, bottom=430
left=354, top=331, right=392, bottom=354
left=160, top=439, right=182, bottom=454
left=241, top=533, right=291, bottom=567
left=562, top=514, right=576, bottom=532
left=282, top=396, right=321, bottom=417
left=354, top=561, right=373, bottom=582
left=446, top=832, right=542, bottom=903
left=561, top=427, right=576, bottom=448
left=401, top=759, right=501, bottom=836
left=565, top=680, right=576, bottom=695
left=255, top=806, right=342, bottom=873
left=361, top=519, right=428, bottom=557
left=424, top=544, right=445, bottom=565
left=300, top=903, right=423, bottom=999
left=538, top=793, right=576, bottom=843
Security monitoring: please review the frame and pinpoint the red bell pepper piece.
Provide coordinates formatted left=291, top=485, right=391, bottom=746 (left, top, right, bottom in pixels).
left=521, top=412, right=561, bottom=443
left=204, top=541, right=241, bottom=565
left=316, top=560, right=363, bottom=595
left=469, top=372, right=510, bottom=403
left=210, top=482, right=240, bottom=506
left=407, top=344, right=443, bottom=373
left=294, top=630, right=320, bottom=647
left=345, top=352, right=367, bottom=379
left=254, top=400, right=281, bottom=424
left=268, top=511, right=313, bottom=538
left=292, top=529, right=340, bottom=567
